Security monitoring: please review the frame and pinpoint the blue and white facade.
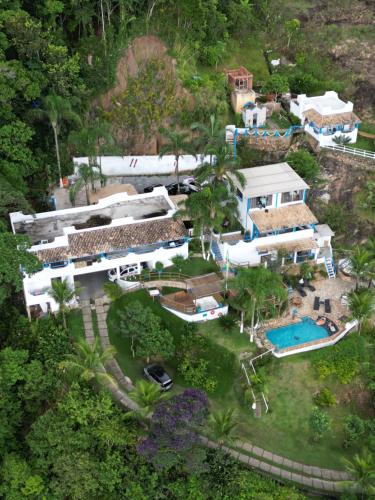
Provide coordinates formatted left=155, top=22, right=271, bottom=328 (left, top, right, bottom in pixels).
left=290, top=91, right=360, bottom=146
left=214, top=163, right=334, bottom=268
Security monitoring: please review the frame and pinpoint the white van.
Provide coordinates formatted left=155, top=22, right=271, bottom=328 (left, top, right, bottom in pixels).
left=107, top=264, right=139, bottom=282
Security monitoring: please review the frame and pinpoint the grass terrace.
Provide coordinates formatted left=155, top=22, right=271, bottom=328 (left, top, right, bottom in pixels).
left=105, top=286, right=373, bottom=469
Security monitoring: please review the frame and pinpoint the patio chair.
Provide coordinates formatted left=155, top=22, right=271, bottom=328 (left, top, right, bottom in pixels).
left=324, top=299, right=331, bottom=314
left=296, top=285, right=307, bottom=297
left=313, top=296, right=320, bottom=311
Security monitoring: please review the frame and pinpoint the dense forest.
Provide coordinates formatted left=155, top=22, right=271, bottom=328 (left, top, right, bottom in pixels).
left=0, top=0, right=374, bottom=497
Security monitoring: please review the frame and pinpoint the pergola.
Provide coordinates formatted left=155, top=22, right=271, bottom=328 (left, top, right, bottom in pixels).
left=225, top=67, right=253, bottom=91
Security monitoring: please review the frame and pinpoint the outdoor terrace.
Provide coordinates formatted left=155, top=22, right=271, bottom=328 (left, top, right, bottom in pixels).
left=250, top=204, right=317, bottom=233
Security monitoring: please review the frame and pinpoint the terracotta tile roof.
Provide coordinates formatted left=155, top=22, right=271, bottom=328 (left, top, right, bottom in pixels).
left=36, top=218, right=187, bottom=263
left=303, top=109, right=361, bottom=127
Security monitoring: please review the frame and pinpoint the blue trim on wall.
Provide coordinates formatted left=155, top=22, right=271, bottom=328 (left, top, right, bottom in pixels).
left=303, top=189, right=307, bottom=202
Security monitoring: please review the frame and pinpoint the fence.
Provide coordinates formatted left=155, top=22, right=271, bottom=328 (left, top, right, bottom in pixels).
left=322, top=144, right=375, bottom=160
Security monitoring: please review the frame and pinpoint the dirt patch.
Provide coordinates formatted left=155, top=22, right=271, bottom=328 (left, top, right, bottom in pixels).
left=95, top=35, right=192, bottom=155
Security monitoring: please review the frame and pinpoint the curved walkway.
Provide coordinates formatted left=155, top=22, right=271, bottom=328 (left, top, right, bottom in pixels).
left=80, top=299, right=351, bottom=494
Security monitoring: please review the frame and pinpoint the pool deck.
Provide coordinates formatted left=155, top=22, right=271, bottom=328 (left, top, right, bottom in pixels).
left=257, top=275, right=355, bottom=353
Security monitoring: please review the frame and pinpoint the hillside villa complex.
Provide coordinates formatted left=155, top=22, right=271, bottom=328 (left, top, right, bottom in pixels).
left=11, top=162, right=335, bottom=318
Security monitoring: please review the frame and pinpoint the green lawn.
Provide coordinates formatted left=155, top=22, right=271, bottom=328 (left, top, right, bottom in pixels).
left=106, top=289, right=375, bottom=468
left=350, top=134, right=375, bottom=152
left=66, top=310, right=85, bottom=341
left=269, top=111, right=291, bottom=130
left=166, top=256, right=220, bottom=277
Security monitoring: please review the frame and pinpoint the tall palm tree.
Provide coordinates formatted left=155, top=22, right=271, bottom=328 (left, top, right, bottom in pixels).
left=72, top=163, right=106, bottom=205
left=229, top=267, right=287, bottom=337
left=175, top=190, right=212, bottom=260
left=209, top=408, right=238, bottom=445
left=48, top=278, right=79, bottom=329
left=191, top=114, right=224, bottom=165
left=41, top=94, right=81, bottom=187
left=195, top=144, right=245, bottom=190
left=348, top=289, right=374, bottom=334
left=349, top=246, right=372, bottom=290
left=60, top=337, right=117, bottom=387
left=68, top=120, right=114, bottom=185
left=128, top=380, right=166, bottom=418
left=159, top=131, right=197, bottom=191
left=343, top=449, right=375, bottom=499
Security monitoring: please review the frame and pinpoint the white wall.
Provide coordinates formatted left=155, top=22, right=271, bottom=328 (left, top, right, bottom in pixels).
left=305, top=126, right=358, bottom=146
left=219, top=228, right=315, bottom=266
left=24, top=242, right=189, bottom=310
left=73, top=155, right=211, bottom=176
left=162, top=304, right=228, bottom=322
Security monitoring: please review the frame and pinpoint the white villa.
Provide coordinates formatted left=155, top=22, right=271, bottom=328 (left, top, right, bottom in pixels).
left=290, top=91, right=360, bottom=146
left=10, top=188, right=189, bottom=318
left=211, top=163, right=335, bottom=276
left=242, top=101, right=267, bottom=128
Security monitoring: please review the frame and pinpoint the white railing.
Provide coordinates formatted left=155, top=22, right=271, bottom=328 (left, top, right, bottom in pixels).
left=322, top=144, right=375, bottom=160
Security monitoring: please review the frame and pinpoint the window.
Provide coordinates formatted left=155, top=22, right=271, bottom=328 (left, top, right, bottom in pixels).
left=251, top=194, right=272, bottom=209
left=236, top=188, right=243, bottom=201
left=281, top=190, right=304, bottom=203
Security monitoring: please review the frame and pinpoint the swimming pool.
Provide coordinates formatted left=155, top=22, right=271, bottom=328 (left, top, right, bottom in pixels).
left=266, top=317, right=329, bottom=350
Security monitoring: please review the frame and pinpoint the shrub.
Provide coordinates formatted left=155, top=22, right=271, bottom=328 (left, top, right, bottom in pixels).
left=313, top=388, right=337, bottom=407
left=179, top=356, right=217, bottom=393
left=309, top=407, right=331, bottom=442
left=103, top=281, right=123, bottom=301
left=343, top=415, right=366, bottom=448
left=219, top=314, right=237, bottom=332
left=285, top=150, right=320, bottom=183
left=312, top=336, right=365, bottom=384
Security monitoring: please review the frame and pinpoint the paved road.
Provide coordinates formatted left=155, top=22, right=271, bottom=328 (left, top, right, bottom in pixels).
left=54, top=174, right=191, bottom=209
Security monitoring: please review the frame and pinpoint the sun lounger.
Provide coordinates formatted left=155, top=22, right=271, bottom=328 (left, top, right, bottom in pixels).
left=313, top=296, right=320, bottom=311
left=305, top=281, right=316, bottom=292
left=324, top=299, right=331, bottom=314
left=296, top=285, right=307, bottom=297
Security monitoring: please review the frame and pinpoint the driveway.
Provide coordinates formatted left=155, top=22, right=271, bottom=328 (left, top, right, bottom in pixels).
left=76, top=271, right=108, bottom=301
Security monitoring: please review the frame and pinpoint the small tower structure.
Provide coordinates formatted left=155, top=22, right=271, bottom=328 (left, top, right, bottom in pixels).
left=225, top=67, right=255, bottom=114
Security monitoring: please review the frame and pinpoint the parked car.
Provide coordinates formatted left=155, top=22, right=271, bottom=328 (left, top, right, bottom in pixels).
left=144, top=184, right=163, bottom=193
left=107, top=264, right=139, bottom=281
left=163, top=238, right=185, bottom=249
left=143, top=364, right=173, bottom=391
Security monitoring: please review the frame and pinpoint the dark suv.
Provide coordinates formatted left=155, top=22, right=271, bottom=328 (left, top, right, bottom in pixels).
left=143, top=364, right=173, bottom=391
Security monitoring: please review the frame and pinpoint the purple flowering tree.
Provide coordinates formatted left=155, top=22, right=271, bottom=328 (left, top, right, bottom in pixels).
left=138, top=388, right=209, bottom=472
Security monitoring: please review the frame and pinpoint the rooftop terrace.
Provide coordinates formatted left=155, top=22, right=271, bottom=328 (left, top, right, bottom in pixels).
left=10, top=190, right=172, bottom=244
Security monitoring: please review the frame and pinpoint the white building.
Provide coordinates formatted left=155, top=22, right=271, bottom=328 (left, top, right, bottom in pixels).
left=10, top=188, right=189, bottom=318
left=211, top=163, right=335, bottom=275
left=290, top=91, right=360, bottom=146
left=242, top=101, right=267, bottom=128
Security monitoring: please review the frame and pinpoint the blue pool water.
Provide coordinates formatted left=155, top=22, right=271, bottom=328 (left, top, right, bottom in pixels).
left=266, top=317, right=329, bottom=350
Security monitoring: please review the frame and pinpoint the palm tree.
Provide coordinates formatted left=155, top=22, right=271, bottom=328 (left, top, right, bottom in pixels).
left=209, top=408, right=238, bottom=445
left=195, top=143, right=245, bottom=190
left=41, top=94, right=81, bottom=187
left=174, top=190, right=212, bottom=259
left=348, top=289, right=374, bottom=334
left=349, top=246, right=372, bottom=290
left=73, top=163, right=106, bottom=205
left=228, top=267, right=288, bottom=338
left=60, top=337, right=117, bottom=387
left=48, top=278, right=79, bottom=329
left=128, top=380, right=166, bottom=418
left=191, top=114, right=224, bottom=165
left=159, top=131, right=197, bottom=191
left=343, top=449, right=375, bottom=499
left=68, top=120, right=114, bottom=185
